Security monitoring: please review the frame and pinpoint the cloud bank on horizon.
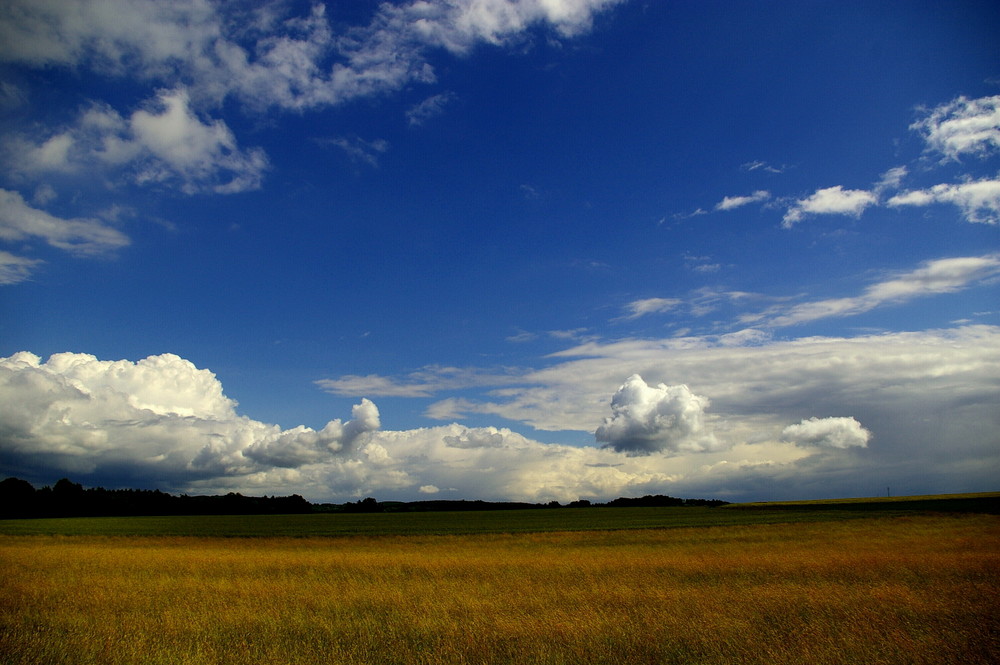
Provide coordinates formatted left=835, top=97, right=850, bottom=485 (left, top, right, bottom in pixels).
left=3, top=321, right=996, bottom=502
left=1, top=0, right=998, bottom=501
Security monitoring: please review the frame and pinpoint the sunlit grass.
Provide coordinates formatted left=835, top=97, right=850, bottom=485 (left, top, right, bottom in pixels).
left=2, top=515, right=997, bottom=664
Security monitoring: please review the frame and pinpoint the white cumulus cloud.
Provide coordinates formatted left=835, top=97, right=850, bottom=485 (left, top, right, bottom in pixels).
left=782, top=186, right=877, bottom=228
left=244, top=399, right=380, bottom=468
left=0, top=351, right=376, bottom=485
left=0, top=349, right=759, bottom=502
left=595, top=374, right=719, bottom=455
left=781, top=417, right=871, bottom=449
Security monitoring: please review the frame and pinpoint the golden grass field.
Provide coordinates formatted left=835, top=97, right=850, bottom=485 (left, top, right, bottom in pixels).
left=1, top=514, right=998, bottom=664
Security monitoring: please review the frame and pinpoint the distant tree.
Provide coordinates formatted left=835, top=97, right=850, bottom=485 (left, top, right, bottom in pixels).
left=51, top=478, right=87, bottom=515
left=606, top=495, right=684, bottom=508
left=0, top=477, right=37, bottom=517
left=683, top=498, right=730, bottom=507
left=53, top=478, right=84, bottom=496
left=344, top=497, right=382, bottom=513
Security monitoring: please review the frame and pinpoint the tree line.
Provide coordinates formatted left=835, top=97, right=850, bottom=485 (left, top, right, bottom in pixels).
left=0, top=477, right=311, bottom=518
left=299, top=494, right=728, bottom=513
left=0, top=476, right=727, bottom=519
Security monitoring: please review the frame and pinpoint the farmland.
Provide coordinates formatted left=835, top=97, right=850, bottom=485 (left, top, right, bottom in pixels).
left=1, top=498, right=998, bottom=664
left=0, top=505, right=915, bottom=538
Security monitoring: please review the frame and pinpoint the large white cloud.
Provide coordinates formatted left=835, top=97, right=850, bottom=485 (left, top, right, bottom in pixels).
left=5, top=343, right=965, bottom=503
left=595, top=375, right=719, bottom=455
left=516, top=327, right=993, bottom=490
left=243, top=399, right=380, bottom=468
left=315, top=324, right=996, bottom=499
left=404, top=325, right=998, bottom=504
left=37, top=351, right=235, bottom=419
left=0, top=351, right=377, bottom=487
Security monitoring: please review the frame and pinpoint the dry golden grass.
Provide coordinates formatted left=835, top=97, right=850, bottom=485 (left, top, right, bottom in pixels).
left=1, top=515, right=998, bottom=664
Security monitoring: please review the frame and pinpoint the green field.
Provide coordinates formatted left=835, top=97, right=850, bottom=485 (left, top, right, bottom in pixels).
left=727, top=491, right=1000, bottom=512
left=0, top=506, right=887, bottom=538
left=2, top=491, right=997, bottom=537
left=1, top=495, right=998, bottom=664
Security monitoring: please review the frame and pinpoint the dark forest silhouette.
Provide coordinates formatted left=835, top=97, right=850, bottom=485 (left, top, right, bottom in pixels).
left=0, top=477, right=311, bottom=518
left=0, top=476, right=727, bottom=518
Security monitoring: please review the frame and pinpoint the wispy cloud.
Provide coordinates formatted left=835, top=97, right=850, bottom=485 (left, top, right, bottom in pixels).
left=406, top=92, right=456, bottom=126
left=0, top=189, right=129, bottom=256
left=621, top=297, right=682, bottom=320
left=622, top=287, right=766, bottom=321
left=320, top=135, right=390, bottom=168
left=0, top=0, right=622, bottom=111
left=692, top=95, right=1000, bottom=229
left=743, top=253, right=1000, bottom=327
left=715, top=190, right=770, bottom=211
left=0, top=0, right=620, bottom=203
left=741, top=160, right=785, bottom=174
left=911, top=95, right=1000, bottom=161
left=316, top=365, right=526, bottom=398
left=682, top=253, right=722, bottom=274
left=0, top=250, right=42, bottom=285
left=778, top=96, right=1000, bottom=227
left=887, top=177, right=1000, bottom=225
left=875, top=166, right=908, bottom=193
left=505, top=328, right=593, bottom=344
left=3, top=89, right=268, bottom=194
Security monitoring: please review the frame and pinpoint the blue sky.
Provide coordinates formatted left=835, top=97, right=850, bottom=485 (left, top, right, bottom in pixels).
left=1, top=0, right=998, bottom=502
